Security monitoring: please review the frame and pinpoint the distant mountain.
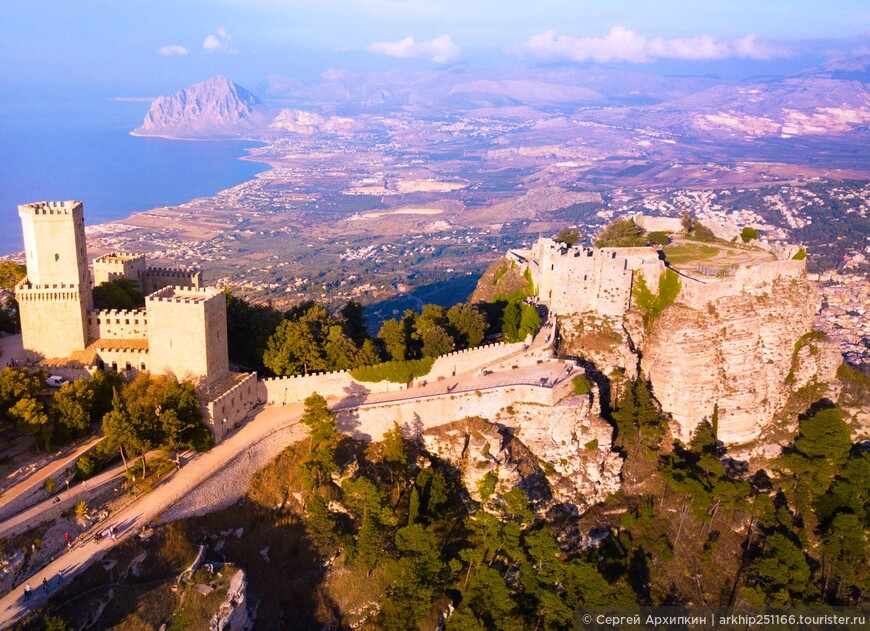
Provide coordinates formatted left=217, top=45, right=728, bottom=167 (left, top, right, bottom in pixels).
left=133, top=75, right=275, bottom=138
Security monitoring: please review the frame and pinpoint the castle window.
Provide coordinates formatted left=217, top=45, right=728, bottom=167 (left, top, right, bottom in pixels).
left=111, top=362, right=118, bottom=371
left=141, top=363, right=146, bottom=371
left=55, top=253, right=59, bottom=261
left=125, top=319, right=129, bottom=325
left=126, top=362, right=132, bottom=372
left=551, top=264, right=554, bottom=271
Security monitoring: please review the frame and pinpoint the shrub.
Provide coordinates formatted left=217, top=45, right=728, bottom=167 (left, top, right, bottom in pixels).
left=74, top=500, right=88, bottom=520
left=43, top=477, right=56, bottom=494
left=647, top=231, right=671, bottom=246
left=76, top=453, right=99, bottom=480
left=740, top=226, right=759, bottom=243
left=477, top=471, right=498, bottom=501
left=350, top=357, right=435, bottom=383
left=572, top=375, right=592, bottom=395
left=585, top=439, right=599, bottom=451
left=792, top=247, right=807, bottom=260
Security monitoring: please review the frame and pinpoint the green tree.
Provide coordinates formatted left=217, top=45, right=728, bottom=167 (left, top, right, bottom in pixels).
left=324, top=325, right=361, bottom=370
left=594, top=218, right=646, bottom=247
left=263, top=319, right=327, bottom=376
left=554, top=227, right=582, bottom=246
left=224, top=291, right=283, bottom=371
left=0, top=367, right=45, bottom=416
left=517, top=303, right=541, bottom=341
left=340, top=300, right=368, bottom=346
left=501, top=301, right=521, bottom=342
left=101, top=392, right=150, bottom=472
left=378, top=318, right=407, bottom=361
left=741, top=226, right=759, bottom=243
left=9, top=397, right=51, bottom=449
left=354, top=511, right=383, bottom=573
left=51, top=378, right=94, bottom=436
left=88, top=369, right=122, bottom=422
left=447, top=303, right=487, bottom=348
left=747, top=533, right=814, bottom=605
left=299, top=393, right=339, bottom=488
left=43, top=615, right=74, bottom=631
left=92, top=278, right=144, bottom=310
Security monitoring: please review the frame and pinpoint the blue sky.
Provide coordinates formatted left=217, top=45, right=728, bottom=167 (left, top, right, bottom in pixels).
left=1, top=0, right=869, bottom=96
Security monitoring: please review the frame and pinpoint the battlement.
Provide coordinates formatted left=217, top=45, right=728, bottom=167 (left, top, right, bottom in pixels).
left=94, top=252, right=145, bottom=264
left=89, top=308, right=146, bottom=320
left=15, top=279, right=85, bottom=302
left=146, top=266, right=200, bottom=276
left=146, top=285, right=221, bottom=304
left=18, top=200, right=82, bottom=217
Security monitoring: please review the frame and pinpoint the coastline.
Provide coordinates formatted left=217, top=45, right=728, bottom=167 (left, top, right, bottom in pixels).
left=1, top=133, right=274, bottom=260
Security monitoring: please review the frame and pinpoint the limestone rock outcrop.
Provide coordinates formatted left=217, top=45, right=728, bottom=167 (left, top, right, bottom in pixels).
left=134, top=75, right=274, bottom=138
left=642, top=276, right=840, bottom=445
left=422, top=398, right=621, bottom=515
left=209, top=569, right=248, bottom=631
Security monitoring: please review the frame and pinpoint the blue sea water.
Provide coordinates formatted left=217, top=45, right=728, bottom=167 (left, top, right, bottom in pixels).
left=0, top=98, right=267, bottom=255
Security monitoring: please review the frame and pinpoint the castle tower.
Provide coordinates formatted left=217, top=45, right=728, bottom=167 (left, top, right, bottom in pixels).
left=146, top=286, right=228, bottom=384
left=15, top=201, right=92, bottom=359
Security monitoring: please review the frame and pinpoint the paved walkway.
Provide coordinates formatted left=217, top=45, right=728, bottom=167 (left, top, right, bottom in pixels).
left=0, top=436, right=103, bottom=522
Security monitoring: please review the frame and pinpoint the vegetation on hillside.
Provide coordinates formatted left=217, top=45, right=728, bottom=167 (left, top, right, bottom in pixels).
left=632, top=268, right=682, bottom=328
left=594, top=218, right=647, bottom=247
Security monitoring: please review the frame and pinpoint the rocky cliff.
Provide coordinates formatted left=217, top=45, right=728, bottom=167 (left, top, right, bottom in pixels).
left=642, top=275, right=841, bottom=447
left=421, top=397, right=621, bottom=516
left=133, top=75, right=274, bottom=138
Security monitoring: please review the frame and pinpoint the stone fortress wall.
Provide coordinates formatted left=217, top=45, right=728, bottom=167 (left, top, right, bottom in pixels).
left=146, top=286, right=229, bottom=383
left=142, top=267, right=202, bottom=294
left=14, top=200, right=252, bottom=444
left=677, top=258, right=807, bottom=309
left=206, top=372, right=259, bottom=441
left=87, top=309, right=149, bottom=340
left=524, top=238, right=665, bottom=318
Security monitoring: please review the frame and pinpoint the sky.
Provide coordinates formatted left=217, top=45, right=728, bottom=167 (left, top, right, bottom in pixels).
left=1, top=0, right=869, bottom=98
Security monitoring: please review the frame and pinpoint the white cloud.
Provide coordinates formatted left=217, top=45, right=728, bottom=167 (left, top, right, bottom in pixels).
left=367, top=35, right=460, bottom=63
left=156, top=44, right=189, bottom=56
left=203, top=28, right=239, bottom=54
left=512, top=27, right=786, bottom=63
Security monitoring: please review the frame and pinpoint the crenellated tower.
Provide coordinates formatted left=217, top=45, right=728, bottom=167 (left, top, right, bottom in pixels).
left=15, top=201, right=92, bottom=359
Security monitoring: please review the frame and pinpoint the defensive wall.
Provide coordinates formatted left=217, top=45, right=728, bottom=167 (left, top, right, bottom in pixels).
left=259, top=341, right=531, bottom=407
left=16, top=280, right=89, bottom=359
left=146, top=286, right=228, bottom=384
left=259, top=370, right=406, bottom=407
left=414, top=341, right=526, bottom=383
left=93, top=252, right=146, bottom=288
left=630, top=213, right=684, bottom=234
left=142, top=267, right=202, bottom=295
left=163, top=381, right=567, bottom=523
left=529, top=238, right=664, bottom=318
left=205, top=372, right=259, bottom=442
left=87, top=309, right=148, bottom=340
left=677, top=259, right=807, bottom=309
left=335, top=383, right=560, bottom=442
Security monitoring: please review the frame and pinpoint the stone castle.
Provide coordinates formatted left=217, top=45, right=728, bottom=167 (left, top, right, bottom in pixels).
left=14, top=201, right=258, bottom=440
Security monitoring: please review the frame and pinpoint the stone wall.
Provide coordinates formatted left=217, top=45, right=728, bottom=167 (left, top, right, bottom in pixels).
left=335, top=384, right=557, bottom=442
left=146, top=287, right=228, bottom=384
left=420, top=341, right=526, bottom=382
left=677, top=259, right=807, bottom=310
left=530, top=238, right=664, bottom=318
left=631, top=214, right=684, bottom=233
left=259, top=371, right=405, bottom=406
left=93, top=253, right=147, bottom=289
left=143, top=268, right=202, bottom=295
left=87, top=309, right=148, bottom=341
left=16, top=283, right=89, bottom=360
left=206, top=373, right=259, bottom=443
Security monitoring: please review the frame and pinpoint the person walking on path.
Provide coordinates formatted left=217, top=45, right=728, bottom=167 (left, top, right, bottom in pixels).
left=22, top=584, right=31, bottom=602
left=57, top=570, right=63, bottom=583
left=42, top=577, right=48, bottom=593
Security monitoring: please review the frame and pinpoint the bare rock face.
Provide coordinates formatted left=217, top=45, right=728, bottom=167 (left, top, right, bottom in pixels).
left=642, top=276, right=841, bottom=446
left=559, top=312, right=642, bottom=382
left=422, top=398, right=622, bottom=515
left=134, top=75, right=274, bottom=138
left=209, top=569, right=248, bottom=631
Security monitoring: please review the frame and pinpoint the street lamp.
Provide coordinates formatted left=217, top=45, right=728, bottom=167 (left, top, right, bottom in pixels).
left=66, top=479, right=70, bottom=497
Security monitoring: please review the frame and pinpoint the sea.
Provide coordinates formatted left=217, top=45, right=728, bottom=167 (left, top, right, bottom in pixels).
left=0, top=97, right=267, bottom=255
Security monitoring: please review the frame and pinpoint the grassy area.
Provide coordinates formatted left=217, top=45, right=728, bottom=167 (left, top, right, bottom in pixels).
left=661, top=242, right=722, bottom=266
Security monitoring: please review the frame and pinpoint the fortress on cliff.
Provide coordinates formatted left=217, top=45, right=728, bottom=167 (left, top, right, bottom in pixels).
left=14, top=201, right=258, bottom=441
